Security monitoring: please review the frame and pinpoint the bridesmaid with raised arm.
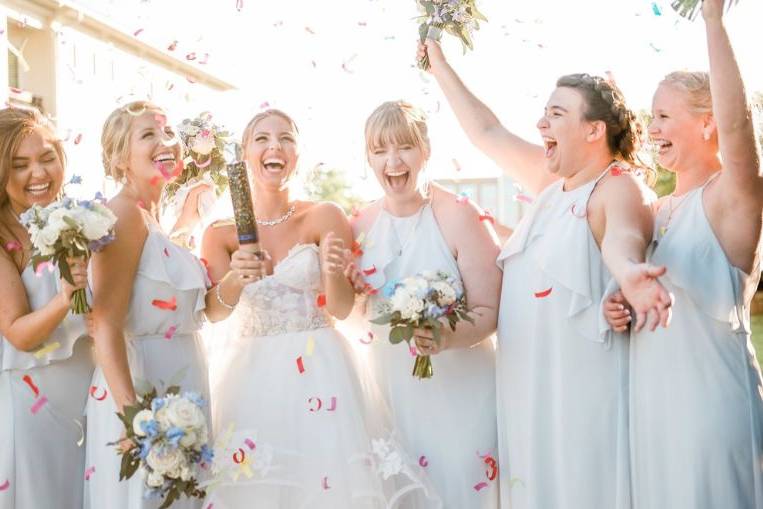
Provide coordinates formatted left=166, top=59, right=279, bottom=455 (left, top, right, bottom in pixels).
left=85, top=101, right=211, bottom=509
left=605, top=2, right=763, bottom=507
left=0, top=108, right=93, bottom=509
left=418, top=41, right=672, bottom=508
left=350, top=100, right=501, bottom=508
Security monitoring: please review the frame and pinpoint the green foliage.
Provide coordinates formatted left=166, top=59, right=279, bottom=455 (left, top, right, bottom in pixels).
left=304, top=164, right=364, bottom=215
left=670, top=0, right=739, bottom=20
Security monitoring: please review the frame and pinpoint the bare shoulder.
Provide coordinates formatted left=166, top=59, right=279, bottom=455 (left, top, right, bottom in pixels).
left=302, top=200, right=348, bottom=225
left=431, top=183, right=483, bottom=225
left=203, top=220, right=237, bottom=243
left=350, top=200, right=382, bottom=233
left=595, top=171, right=655, bottom=206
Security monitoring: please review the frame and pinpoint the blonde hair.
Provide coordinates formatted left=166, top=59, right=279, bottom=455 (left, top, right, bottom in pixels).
left=365, top=101, right=430, bottom=156
left=0, top=107, right=65, bottom=208
left=241, top=109, right=299, bottom=155
left=660, top=71, right=712, bottom=115
left=101, top=100, right=165, bottom=181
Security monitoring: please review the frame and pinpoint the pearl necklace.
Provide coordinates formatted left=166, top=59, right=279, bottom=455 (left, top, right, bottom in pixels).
left=256, top=205, right=296, bottom=227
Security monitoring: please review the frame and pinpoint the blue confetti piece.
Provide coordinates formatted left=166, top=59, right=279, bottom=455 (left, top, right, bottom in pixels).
left=651, top=2, right=662, bottom=16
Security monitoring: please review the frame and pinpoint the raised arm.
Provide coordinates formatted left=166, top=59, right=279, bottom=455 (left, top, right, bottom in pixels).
left=0, top=252, right=87, bottom=351
left=316, top=203, right=355, bottom=320
left=419, top=40, right=555, bottom=195
left=90, top=200, right=145, bottom=412
left=705, top=0, right=762, bottom=198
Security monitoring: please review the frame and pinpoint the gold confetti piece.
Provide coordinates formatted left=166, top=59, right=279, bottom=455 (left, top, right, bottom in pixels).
left=306, top=337, right=315, bottom=356
left=34, top=341, right=61, bottom=359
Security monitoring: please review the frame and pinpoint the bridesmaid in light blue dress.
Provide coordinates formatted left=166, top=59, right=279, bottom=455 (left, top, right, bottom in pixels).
left=606, top=2, right=763, bottom=507
left=85, top=102, right=211, bottom=509
left=0, top=108, right=93, bottom=509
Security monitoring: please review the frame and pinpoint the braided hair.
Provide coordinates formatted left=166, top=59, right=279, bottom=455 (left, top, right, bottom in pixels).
left=556, top=73, right=642, bottom=165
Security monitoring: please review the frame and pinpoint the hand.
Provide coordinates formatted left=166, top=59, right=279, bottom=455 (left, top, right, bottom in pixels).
left=59, top=256, right=88, bottom=304
left=320, top=232, right=350, bottom=279
left=343, top=260, right=367, bottom=294
left=702, top=0, right=725, bottom=23
left=620, top=263, right=673, bottom=332
left=230, top=248, right=272, bottom=287
left=413, top=326, right=448, bottom=356
left=603, top=290, right=632, bottom=332
left=417, top=39, right=446, bottom=73
left=116, top=433, right=136, bottom=454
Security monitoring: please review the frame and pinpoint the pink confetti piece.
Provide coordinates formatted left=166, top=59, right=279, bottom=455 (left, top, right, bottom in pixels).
left=409, top=345, right=418, bottom=357
left=326, top=396, right=337, bottom=412
left=322, top=477, right=331, bottom=490
left=362, top=265, right=377, bottom=276
left=244, top=438, right=256, bottom=450
left=186, top=76, right=196, bottom=84
left=456, top=192, right=469, bottom=204
left=235, top=0, right=243, bottom=11
left=164, top=325, right=177, bottom=340
left=73, top=133, right=83, bottom=145
left=30, top=395, right=48, bottom=415
left=570, top=203, right=587, bottom=218
left=34, top=261, right=54, bottom=276
left=22, top=374, right=39, bottom=397
left=3, top=241, right=22, bottom=252
left=198, top=53, right=209, bottom=65
left=0, top=480, right=9, bottom=491
left=308, top=397, right=322, bottom=412
left=474, top=481, right=488, bottom=491
left=133, top=28, right=144, bottom=37
left=296, top=356, right=305, bottom=374
left=419, top=456, right=428, bottom=467
left=89, top=385, right=108, bottom=401
left=514, top=193, right=533, bottom=204
left=359, top=332, right=374, bottom=345
left=534, top=287, right=553, bottom=299
left=185, top=52, right=196, bottom=61
left=167, top=40, right=178, bottom=51
left=163, top=247, right=170, bottom=257
left=84, top=466, right=95, bottom=480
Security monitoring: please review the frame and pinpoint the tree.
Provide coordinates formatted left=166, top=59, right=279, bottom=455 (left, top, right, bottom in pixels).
left=636, top=110, right=675, bottom=197
left=304, top=163, right=365, bottom=215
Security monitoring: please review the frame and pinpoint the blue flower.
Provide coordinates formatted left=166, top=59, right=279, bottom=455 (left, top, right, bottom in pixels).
left=151, top=397, right=166, bottom=413
left=140, top=419, right=160, bottom=438
left=183, top=391, right=206, bottom=408
left=88, top=232, right=115, bottom=252
left=62, top=197, right=73, bottom=208
left=68, top=175, right=82, bottom=185
left=200, top=444, right=214, bottom=463
left=93, top=192, right=105, bottom=202
left=382, top=280, right=398, bottom=298
left=139, top=439, right=152, bottom=459
left=427, top=304, right=445, bottom=318
left=166, top=426, right=185, bottom=448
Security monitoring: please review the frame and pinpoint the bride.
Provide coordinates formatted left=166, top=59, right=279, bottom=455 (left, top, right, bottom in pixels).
left=200, top=109, right=440, bottom=508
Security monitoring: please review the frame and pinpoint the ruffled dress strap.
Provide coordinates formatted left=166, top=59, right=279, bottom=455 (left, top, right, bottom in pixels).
left=498, top=168, right=616, bottom=345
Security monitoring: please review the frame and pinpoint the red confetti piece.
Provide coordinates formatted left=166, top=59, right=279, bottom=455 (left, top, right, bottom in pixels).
left=362, top=265, right=377, bottom=276
left=483, top=455, right=498, bottom=481
left=610, top=166, right=623, bottom=176
left=316, top=294, right=326, bottom=308
left=514, top=193, right=533, bottom=204
left=30, top=395, right=48, bottom=415
left=164, top=325, right=177, bottom=340
left=244, top=438, right=256, bottom=450
left=185, top=52, right=196, bottom=61
left=351, top=241, right=363, bottom=258
left=89, top=386, right=108, bottom=401
left=296, top=356, right=305, bottom=374
left=22, top=374, right=39, bottom=397
left=479, top=211, right=495, bottom=224
left=534, top=287, right=553, bottom=298
left=133, top=28, right=144, bottom=37
left=152, top=296, right=177, bottom=311
left=4, top=241, right=22, bottom=252
left=84, top=466, right=95, bottom=480
left=308, top=397, right=322, bottom=412
left=167, top=40, right=177, bottom=51
left=359, top=332, right=374, bottom=345
left=365, top=285, right=379, bottom=296
left=418, top=456, right=428, bottom=467
left=474, top=481, right=488, bottom=491
left=322, top=477, right=331, bottom=490
left=73, top=133, right=83, bottom=145
left=0, top=480, right=9, bottom=491
left=326, top=396, right=337, bottom=412
left=232, top=448, right=246, bottom=464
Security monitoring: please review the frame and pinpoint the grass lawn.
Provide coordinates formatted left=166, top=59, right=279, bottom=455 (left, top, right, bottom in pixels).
left=753, top=315, right=763, bottom=357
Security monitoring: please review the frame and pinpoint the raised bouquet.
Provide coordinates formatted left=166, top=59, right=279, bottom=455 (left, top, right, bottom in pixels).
left=670, top=0, right=738, bottom=20
left=371, top=270, right=474, bottom=379
left=114, top=384, right=214, bottom=509
left=20, top=195, right=116, bottom=313
left=164, top=112, right=237, bottom=203
left=416, top=0, right=487, bottom=70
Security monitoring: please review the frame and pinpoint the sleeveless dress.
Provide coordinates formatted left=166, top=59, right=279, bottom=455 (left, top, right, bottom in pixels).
left=361, top=204, right=499, bottom=509
left=0, top=266, right=93, bottom=509
left=205, top=243, right=440, bottom=509
left=630, top=181, right=763, bottom=508
left=495, top=173, right=630, bottom=509
left=85, top=223, right=211, bottom=509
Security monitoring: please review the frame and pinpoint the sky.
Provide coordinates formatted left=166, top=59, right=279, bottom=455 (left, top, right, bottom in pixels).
left=76, top=0, right=763, bottom=197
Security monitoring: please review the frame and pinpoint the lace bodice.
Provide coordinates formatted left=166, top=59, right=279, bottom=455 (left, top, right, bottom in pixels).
left=232, top=243, right=332, bottom=337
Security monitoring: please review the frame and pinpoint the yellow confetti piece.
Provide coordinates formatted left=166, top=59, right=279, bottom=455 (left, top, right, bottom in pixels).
left=659, top=226, right=667, bottom=237
left=215, top=422, right=235, bottom=450
left=355, top=232, right=366, bottom=245
left=306, top=337, right=315, bottom=357
left=33, top=341, right=61, bottom=359
left=232, top=457, right=254, bottom=481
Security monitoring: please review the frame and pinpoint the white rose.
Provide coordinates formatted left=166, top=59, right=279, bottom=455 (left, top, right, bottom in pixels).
left=432, top=282, right=456, bottom=306
left=179, top=430, right=197, bottom=449
left=132, top=409, right=154, bottom=437
left=391, top=290, right=412, bottom=315
left=155, top=407, right=172, bottom=432
left=146, top=447, right=184, bottom=476
left=146, top=471, right=164, bottom=488
left=191, top=132, right=216, bottom=156
left=80, top=213, right=112, bottom=241
left=179, top=466, right=192, bottom=482
left=165, top=398, right=206, bottom=430
left=36, top=225, right=61, bottom=251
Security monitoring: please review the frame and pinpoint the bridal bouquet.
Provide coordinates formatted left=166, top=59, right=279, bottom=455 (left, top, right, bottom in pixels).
left=20, top=196, right=116, bottom=313
left=416, top=0, right=487, bottom=70
left=114, top=384, right=214, bottom=509
left=371, top=270, right=474, bottom=379
left=670, top=0, right=738, bottom=20
left=164, top=112, right=236, bottom=204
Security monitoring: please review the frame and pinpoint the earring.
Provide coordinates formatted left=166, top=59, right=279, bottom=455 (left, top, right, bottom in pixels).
left=703, top=131, right=711, bottom=141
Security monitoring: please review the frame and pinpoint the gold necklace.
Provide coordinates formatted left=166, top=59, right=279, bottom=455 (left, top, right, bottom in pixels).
left=659, top=192, right=691, bottom=237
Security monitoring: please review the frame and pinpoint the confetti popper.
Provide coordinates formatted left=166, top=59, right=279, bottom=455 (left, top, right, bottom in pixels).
left=670, top=0, right=738, bottom=20
left=226, top=160, right=263, bottom=258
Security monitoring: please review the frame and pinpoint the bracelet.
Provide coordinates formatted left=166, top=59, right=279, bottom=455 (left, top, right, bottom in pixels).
left=215, top=282, right=236, bottom=310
